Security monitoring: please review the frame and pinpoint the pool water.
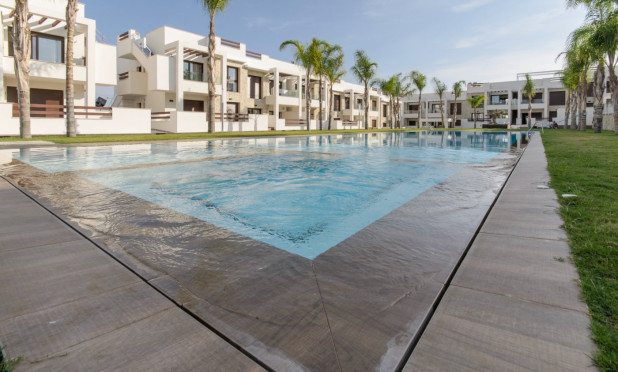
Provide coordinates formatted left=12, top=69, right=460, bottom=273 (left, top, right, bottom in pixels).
left=12, top=131, right=525, bottom=259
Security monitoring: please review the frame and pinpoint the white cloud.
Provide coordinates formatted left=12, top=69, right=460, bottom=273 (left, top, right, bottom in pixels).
left=451, top=0, right=494, bottom=13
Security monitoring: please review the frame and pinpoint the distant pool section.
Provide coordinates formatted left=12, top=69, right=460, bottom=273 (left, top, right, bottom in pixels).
left=12, top=131, right=527, bottom=259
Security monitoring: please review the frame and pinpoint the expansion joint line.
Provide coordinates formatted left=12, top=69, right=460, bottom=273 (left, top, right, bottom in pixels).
left=311, top=262, right=343, bottom=372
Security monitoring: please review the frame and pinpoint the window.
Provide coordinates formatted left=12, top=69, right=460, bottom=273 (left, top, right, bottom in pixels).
left=549, top=91, right=566, bottom=106
left=449, top=103, right=462, bottom=114
left=334, top=95, right=341, bottom=111
left=226, top=102, right=239, bottom=113
left=248, top=108, right=261, bottom=114
left=9, top=29, right=64, bottom=63
left=227, top=66, right=239, bottom=92
left=345, top=97, right=350, bottom=109
left=248, top=75, right=262, bottom=99
left=408, top=104, right=418, bottom=111
left=371, top=100, right=377, bottom=111
left=183, top=99, right=204, bottom=112
left=383, top=104, right=388, bottom=117
left=183, top=61, right=204, bottom=81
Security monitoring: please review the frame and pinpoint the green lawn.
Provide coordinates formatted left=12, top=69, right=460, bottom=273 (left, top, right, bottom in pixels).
left=0, top=127, right=524, bottom=145
left=542, top=130, right=618, bottom=371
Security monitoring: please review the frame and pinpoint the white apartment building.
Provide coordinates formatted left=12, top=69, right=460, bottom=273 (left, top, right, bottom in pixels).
left=0, top=0, right=150, bottom=136
left=115, top=26, right=390, bottom=133
left=402, top=71, right=615, bottom=129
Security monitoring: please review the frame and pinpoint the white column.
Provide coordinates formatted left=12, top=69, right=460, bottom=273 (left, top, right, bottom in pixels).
left=273, top=68, right=279, bottom=122
left=0, top=10, right=5, bottom=102
left=517, top=89, right=522, bottom=125
left=544, top=87, right=549, bottom=120
left=175, top=43, right=184, bottom=111
left=221, top=55, right=228, bottom=130
left=85, top=19, right=97, bottom=106
left=298, top=74, right=303, bottom=120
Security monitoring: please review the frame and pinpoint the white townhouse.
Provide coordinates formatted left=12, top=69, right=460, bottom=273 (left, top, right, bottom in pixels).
left=402, top=71, right=615, bottom=130
left=115, top=26, right=391, bottom=133
left=0, top=0, right=150, bottom=136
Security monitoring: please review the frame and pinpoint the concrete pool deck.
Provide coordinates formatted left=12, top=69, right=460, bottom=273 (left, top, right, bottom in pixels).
left=0, top=134, right=595, bottom=371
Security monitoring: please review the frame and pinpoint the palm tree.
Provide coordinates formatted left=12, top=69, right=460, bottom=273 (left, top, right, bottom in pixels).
left=467, top=95, right=485, bottom=129
left=13, top=0, right=31, bottom=138
left=523, top=74, right=536, bottom=128
left=201, top=0, right=231, bottom=133
left=567, top=0, right=618, bottom=134
left=432, top=77, right=447, bottom=128
left=315, top=42, right=341, bottom=130
left=560, top=68, right=579, bottom=130
left=451, top=80, right=465, bottom=129
left=375, top=77, right=395, bottom=128
left=409, top=71, right=427, bottom=128
left=280, top=38, right=321, bottom=130
left=65, top=0, right=78, bottom=137
left=392, top=74, right=412, bottom=128
left=351, top=50, right=377, bottom=130
left=323, top=46, right=345, bottom=130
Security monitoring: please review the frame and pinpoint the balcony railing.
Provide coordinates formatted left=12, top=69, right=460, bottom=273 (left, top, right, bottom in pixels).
left=215, top=113, right=249, bottom=122
left=488, top=100, right=508, bottom=105
left=521, top=99, right=544, bottom=104
left=184, top=70, right=204, bottom=82
left=280, top=89, right=299, bottom=98
left=12, top=103, right=112, bottom=118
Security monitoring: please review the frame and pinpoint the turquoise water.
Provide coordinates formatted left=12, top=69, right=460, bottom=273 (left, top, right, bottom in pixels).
left=12, top=131, right=524, bottom=259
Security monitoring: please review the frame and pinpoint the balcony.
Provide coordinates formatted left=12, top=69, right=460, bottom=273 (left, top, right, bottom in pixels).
left=521, top=99, right=544, bottom=104
left=280, top=89, right=299, bottom=98
left=488, top=100, right=508, bottom=106
left=117, top=71, right=147, bottom=96
left=3, top=57, right=87, bottom=82
left=184, top=70, right=205, bottom=82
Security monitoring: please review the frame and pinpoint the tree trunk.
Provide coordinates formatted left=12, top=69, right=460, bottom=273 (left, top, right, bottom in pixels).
left=328, top=82, right=333, bottom=130
left=417, top=93, right=422, bottom=128
left=564, top=89, right=571, bottom=130
left=452, top=98, right=458, bottom=129
left=66, top=0, right=78, bottom=137
left=207, top=12, right=216, bottom=133
left=578, top=80, right=586, bottom=131
left=364, top=83, right=369, bottom=130
left=528, top=96, right=534, bottom=129
left=318, top=77, right=323, bottom=130
left=14, top=0, right=31, bottom=139
left=570, top=91, right=578, bottom=130
left=593, top=65, right=605, bottom=134
left=474, top=108, right=477, bottom=129
left=305, top=73, right=311, bottom=130
left=610, top=70, right=618, bottom=135
left=389, top=98, right=394, bottom=129
left=439, top=100, right=445, bottom=128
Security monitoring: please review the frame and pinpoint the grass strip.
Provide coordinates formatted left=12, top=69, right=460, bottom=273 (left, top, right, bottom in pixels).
left=542, top=130, right=618, bottom=371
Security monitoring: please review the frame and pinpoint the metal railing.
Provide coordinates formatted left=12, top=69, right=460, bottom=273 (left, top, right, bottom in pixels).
left=151, top=111, right=171, bottom=120
left=221, top=38, right=240, bottom=49
left=12, top=103, right=112, bottom=118
left=216, top=113, right=249, bottom=122
left=285, top=118, right=307, bottom=126
left=184, top=70, right=204, bottom=82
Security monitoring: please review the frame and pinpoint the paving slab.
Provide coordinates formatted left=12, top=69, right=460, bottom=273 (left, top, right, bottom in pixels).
left=0, top=177, right=265, bottom=371
left=453, top=232, right=586, bottom=312
left=404, top=287, right=596, bottom=372
left=405, top=135, right=595, bottom=371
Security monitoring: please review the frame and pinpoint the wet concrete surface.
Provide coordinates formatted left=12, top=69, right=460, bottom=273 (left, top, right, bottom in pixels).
left=0, top=136, right=524, bottom=371
left=404, top=136, right=595, bottom=371
left=0, top=178, right=264, bottom=372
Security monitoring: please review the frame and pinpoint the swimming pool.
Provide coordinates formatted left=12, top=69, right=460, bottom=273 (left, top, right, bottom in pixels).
left=9, top=131, right=526, bottom=259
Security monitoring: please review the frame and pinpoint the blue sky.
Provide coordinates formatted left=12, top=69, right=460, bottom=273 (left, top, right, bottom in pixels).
left=85, top=0, right=586, bottom=92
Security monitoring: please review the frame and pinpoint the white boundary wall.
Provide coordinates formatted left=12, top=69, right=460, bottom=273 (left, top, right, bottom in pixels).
left=0, top=104, right=151, bottom=136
